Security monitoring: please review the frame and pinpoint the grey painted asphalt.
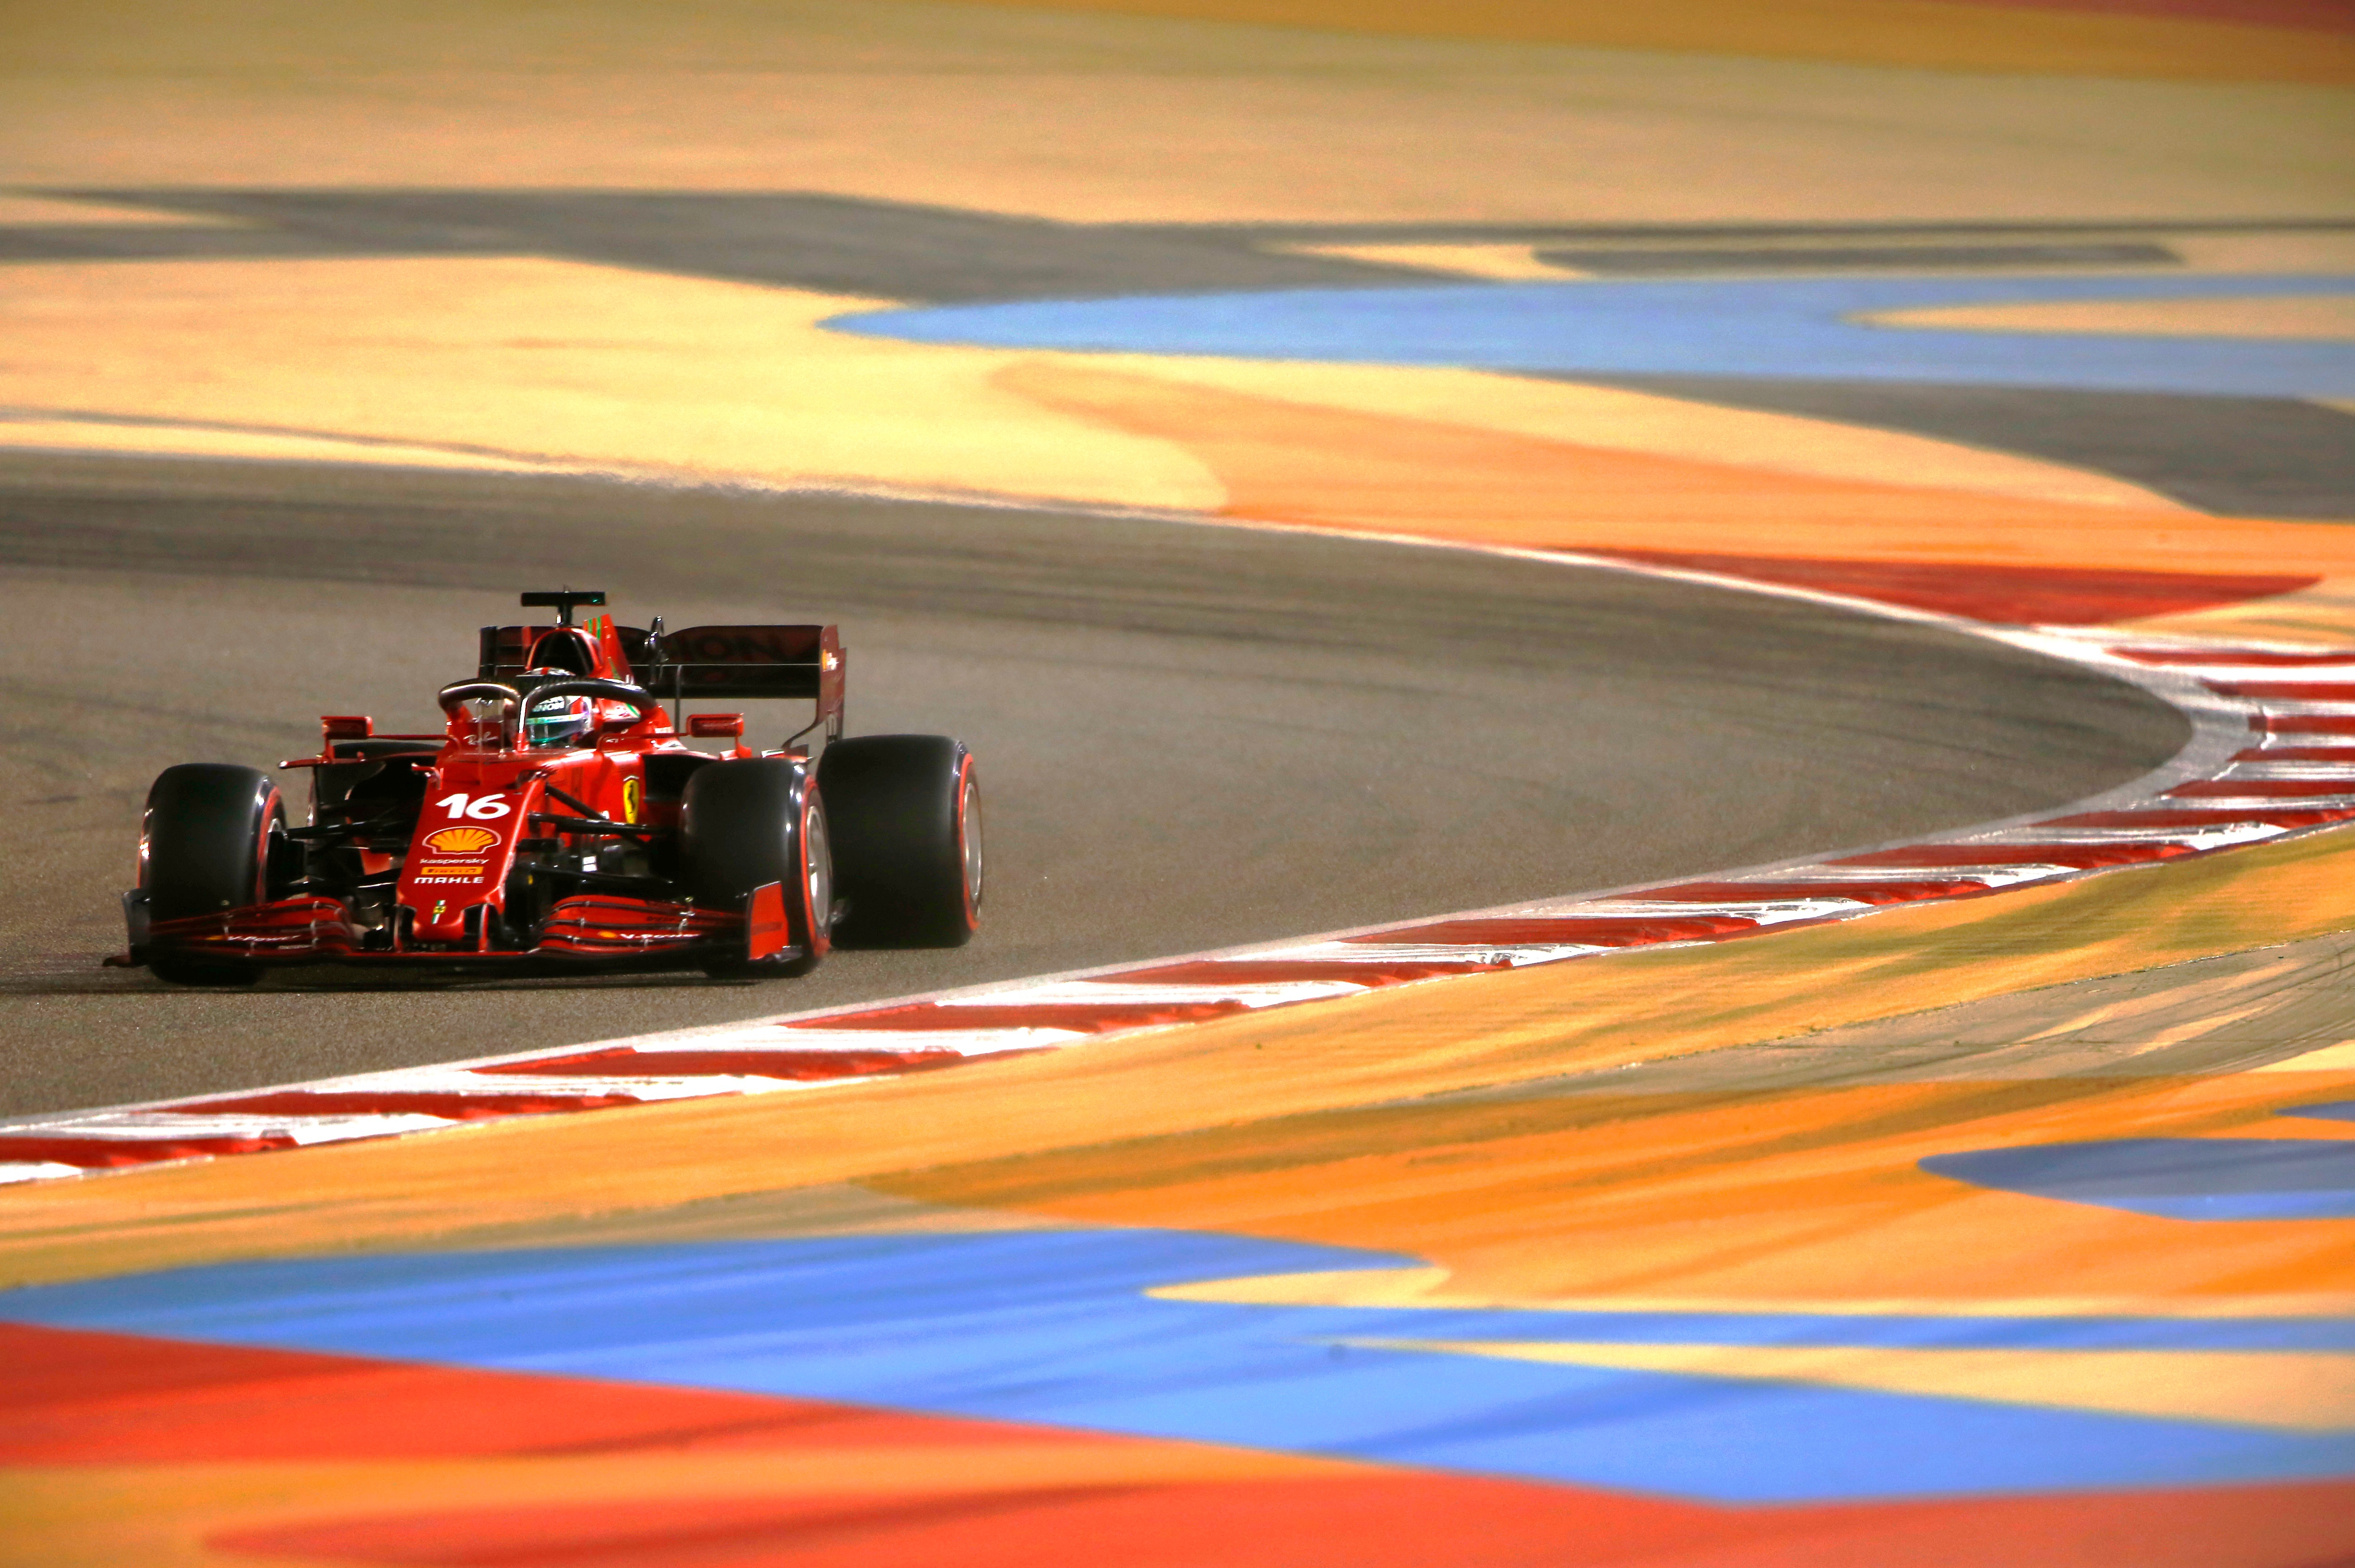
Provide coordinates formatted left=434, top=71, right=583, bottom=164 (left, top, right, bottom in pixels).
left=1579, top=375, right=2355, bottom=521
left=6, top=188, right=1436, bottom=301
left=0, top=451, right=2186, bottom=1116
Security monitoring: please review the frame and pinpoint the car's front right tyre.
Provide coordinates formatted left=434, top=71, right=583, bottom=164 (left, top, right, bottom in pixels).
left=680, top=757, right=831, bottom=979
left=141, top=763, right=284, bottom=986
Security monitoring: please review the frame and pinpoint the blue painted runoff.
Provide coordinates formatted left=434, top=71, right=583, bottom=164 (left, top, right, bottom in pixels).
left=2283, top=1101, right=2355, bottom=1124
left=1922, top=1138, right=2355, bottom=1221
left=7, top=1228, right=2353, bottom=1502
left=828, top=273, right=2355, bottom=399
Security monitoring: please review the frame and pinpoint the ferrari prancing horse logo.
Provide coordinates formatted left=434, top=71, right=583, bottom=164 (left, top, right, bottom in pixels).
left=621, top=777, right=641, bottom=825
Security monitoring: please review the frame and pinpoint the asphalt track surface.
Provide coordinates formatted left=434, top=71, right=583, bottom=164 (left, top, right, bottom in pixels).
left=0, top=449, right=2192, bottom=1116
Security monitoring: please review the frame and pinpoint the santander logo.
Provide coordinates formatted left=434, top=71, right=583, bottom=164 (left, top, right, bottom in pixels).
left=423, top=826, right=499, bottom=854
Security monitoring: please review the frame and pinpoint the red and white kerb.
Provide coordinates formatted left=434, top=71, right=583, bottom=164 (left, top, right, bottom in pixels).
left=5, top=626, right=2351, bottom=1186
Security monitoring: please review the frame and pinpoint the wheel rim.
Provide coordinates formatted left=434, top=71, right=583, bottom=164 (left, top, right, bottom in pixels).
left=254, top=789, right=286, bottom=905
left=805, top=795, right=834, bottom=936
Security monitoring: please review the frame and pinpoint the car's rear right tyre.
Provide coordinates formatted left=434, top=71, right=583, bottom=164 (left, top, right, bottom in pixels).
left=142, top=763, right=283, bottom=986
left=819, top=735, right=980, bottom=948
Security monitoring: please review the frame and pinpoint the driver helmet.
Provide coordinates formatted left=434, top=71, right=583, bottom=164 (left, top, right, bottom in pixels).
left=522, top=669, right=596, bottom=750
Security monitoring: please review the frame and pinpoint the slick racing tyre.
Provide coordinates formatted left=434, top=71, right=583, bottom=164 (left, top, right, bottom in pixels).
left=681, top=757, right=831, bottom=979
left=819, top=735, right=980, bottom=948
left=142, top=763, right=287, bottom=987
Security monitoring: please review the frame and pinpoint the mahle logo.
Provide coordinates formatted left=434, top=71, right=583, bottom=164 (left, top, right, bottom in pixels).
left=424, top=826, right=499, bottom=854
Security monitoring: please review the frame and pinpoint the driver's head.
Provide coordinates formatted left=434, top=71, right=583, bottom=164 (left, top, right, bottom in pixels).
left=521, top=669, right=596, bottom=750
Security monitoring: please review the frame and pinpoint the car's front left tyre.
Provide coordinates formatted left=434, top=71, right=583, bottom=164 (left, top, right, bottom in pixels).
left=680, top=757, right=831, bottom=979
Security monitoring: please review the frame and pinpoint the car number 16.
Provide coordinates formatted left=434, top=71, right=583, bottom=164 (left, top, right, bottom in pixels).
left=433, top=792, right=514, bottom=821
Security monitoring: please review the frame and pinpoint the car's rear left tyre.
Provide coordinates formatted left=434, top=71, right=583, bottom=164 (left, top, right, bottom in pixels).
left=142, top=763, right=285, bottom=987
left=819, top=735, right=980, bottom=948
left=680, top=757, right=831, bottom=978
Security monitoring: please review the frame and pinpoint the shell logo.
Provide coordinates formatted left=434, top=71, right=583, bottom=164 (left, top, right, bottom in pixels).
left=424, top=826, right=499, bottom=854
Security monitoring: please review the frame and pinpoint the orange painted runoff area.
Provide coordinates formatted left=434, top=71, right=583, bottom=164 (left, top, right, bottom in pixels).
left=999, top=360, right=2355, bottom=587
left=887, top=1073, right=2355, bottom=1319
left=924, top=0, right=2355, bottom=81
left=7, top=807, right=2355, bottom=1295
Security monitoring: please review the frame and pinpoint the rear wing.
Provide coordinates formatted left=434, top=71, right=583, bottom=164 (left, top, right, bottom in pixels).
left=479, top=622, right=845, bottom=737
left=645, top=624, right=843, bottom=710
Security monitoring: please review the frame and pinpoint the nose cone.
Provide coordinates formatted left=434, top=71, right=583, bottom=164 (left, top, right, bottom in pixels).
left=400, top=792, right=529, bottom=946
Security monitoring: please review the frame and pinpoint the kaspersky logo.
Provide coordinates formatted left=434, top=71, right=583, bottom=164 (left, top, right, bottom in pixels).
left=424, top=826, right=499, bottom=854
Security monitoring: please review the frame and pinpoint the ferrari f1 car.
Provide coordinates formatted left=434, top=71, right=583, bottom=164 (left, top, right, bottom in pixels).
left=116, top=590, right=981, bottom=984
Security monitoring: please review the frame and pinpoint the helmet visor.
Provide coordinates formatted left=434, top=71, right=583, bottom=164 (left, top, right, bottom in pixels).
left=525, top=693, right=595, bottom=749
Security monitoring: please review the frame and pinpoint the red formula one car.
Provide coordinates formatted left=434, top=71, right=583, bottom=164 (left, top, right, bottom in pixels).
left=116, top=590, right=981, bottom=984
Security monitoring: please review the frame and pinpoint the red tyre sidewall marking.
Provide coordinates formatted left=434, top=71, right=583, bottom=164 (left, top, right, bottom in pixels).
left=798, top=772, right=830, bottom=962
left=954, top=751, right=980, bottom=933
